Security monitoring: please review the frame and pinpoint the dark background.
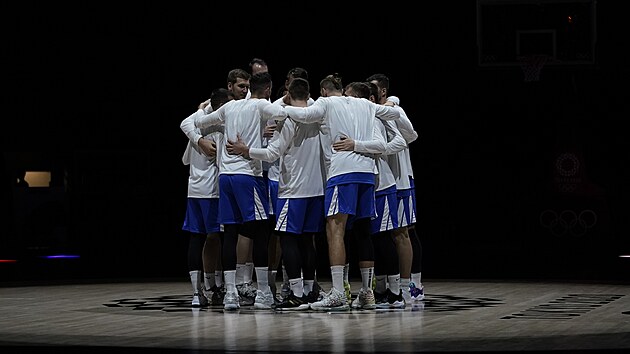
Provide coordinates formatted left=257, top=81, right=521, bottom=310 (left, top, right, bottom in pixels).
left=2, top=1, right=629, bottom=283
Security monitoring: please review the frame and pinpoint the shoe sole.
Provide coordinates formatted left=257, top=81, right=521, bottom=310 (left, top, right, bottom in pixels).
left=312, top=305, right=350, bottom=311
left=275, top=305, right=309, bottom=311
left=254, top=303, right=273, bottom=310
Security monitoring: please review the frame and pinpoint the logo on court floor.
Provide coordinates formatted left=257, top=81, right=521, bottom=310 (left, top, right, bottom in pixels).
left=502, top=294, right=625, bottom=320
left=102, top=293, right=504, bottom=313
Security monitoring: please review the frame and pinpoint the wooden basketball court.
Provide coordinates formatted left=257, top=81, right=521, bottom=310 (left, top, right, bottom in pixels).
left=1, top=278, right=628, bottom=353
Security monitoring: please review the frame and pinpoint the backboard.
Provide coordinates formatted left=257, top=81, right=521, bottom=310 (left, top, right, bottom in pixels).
left=477, top=0, right=597, bottom=67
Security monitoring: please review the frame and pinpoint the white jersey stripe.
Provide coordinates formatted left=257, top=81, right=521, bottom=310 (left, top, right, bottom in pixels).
left=276, top=200, right=289, bottom=232
left=327, top=186, right=340, bottom=217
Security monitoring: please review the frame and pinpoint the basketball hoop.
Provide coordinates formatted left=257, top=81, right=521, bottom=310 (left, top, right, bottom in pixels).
left=518, top=55, right=549, bottom=82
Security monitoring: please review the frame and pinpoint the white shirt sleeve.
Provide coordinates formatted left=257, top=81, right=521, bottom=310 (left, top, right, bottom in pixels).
left=354, top=118, right=387, bottom=154
left=284, top=100, right=325, bottom=124
left=260, top=100, right=289, bottom=122
left=374, top=103, right=400, bottom=121
left=181, top=109, right=205, bottom=146
left=194, top=104, right=225, bottom=130
left=249, top=119, right=295, bottom=162
left=382, top=119, right=407, bottom=155
left=394, top=106, right=418, bottom=144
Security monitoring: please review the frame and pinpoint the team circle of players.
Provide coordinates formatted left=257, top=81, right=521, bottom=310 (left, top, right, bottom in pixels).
left=180, top=58, right=424, bottom=311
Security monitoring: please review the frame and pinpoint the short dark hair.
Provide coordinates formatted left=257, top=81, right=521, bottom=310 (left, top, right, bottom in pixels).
left=344, top=82, right=371, bottom=99
left=227, top=69, right=250, bottom=85
left=288, top=78, right=310, bottom=101
left=365, top=73, right=390, bottom=94
left=250, top=72, right=273, bottom=94
left=210, top=88, right=234, bottom=110
left=288, top=67, right=308, bottom=80
left=320, top=73, right=343, bottom=92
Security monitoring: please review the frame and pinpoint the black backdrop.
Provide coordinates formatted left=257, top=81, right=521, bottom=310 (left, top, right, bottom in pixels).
left=2, top=2, right=629, bottom=282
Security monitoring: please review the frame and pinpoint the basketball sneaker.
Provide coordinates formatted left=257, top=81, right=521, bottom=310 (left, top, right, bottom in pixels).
left=304, top=283, right=325, bottom=305
left=237, top=282, right=257, bottom=306
left=192, top=291, right=208, bottom=307
left=375, top=288, right=405, bottom=309
left=409, top=282, right=425, bottom=301
left=351, top=288, right=376, bottom=310
left=254, top=289, right=275, bottom=310
left=209, top=285, right=225, bottom=306
left=310, top=287, right=349, bottom=311
left=275, top=292, right=309, bottom=311
left=223, top=291, right=240, bottom=311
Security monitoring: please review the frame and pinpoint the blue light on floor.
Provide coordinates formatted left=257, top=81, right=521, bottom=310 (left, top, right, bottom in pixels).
left=41, top=255, right=81, bottom=259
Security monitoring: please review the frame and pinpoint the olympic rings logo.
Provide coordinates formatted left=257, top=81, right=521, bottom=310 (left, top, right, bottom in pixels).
left=539, top=209, right=597, bottom=237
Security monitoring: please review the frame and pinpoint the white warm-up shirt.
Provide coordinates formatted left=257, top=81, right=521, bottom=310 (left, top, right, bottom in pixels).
left=193, top=98, right=286, bottom=177
left=370, top=119, right=406, bottom=192
left=386, top=105, right=418, bottom=190
left=195, top=98, right=286, bottom=177
left=180, top=107, right=222, bottom=198
left=249, top=118, right=326, bottom=198
left=284, top=96, right=399, bottom=180
left=264, top=95, right=316, bottom=182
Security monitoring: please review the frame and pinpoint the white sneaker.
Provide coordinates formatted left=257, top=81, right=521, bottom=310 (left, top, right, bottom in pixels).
left=192, top=291, right=208, bottom=307
left=223, top=291, right=240, bottom=311
left=310, top=288, right=349, bottom=311
left=351, top=288, right=376, bottom=310
left=254, top=289, right=275, bottom=309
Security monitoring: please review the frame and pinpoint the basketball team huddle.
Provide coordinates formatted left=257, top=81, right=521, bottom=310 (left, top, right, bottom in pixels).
left=179, top=58, right=424, bottom=311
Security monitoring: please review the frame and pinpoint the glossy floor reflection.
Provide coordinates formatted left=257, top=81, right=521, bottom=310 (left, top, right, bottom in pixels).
left=0, top=278, right=629, bottom=353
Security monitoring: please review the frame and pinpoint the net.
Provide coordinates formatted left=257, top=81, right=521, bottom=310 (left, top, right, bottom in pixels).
left=518, top=55, right=549, bottom=82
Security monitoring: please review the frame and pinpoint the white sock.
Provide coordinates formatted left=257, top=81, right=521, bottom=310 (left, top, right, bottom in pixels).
left=412, top=272, right=422, bottom=287
left=343, top=263, right=350, bottom=283
left=388, top=274, right=401, bottom=295
left=331, top=265, right=345, bottom=292
left=224, top=270, right=237, bottom=293
left=289, top=278, right=304, bottom=297
left=255, top=266, right=270, bottom=292
left=401, top=277, right=410, bottom=290
left=360, top=267, right=374, bottom=291
left=303, top=279, right=314, bottom=295
left=375, top=275, right=387, bottom=294
left=189, top=270, right=201, bottom=293
left=235, top=264, right=245, bottom=285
